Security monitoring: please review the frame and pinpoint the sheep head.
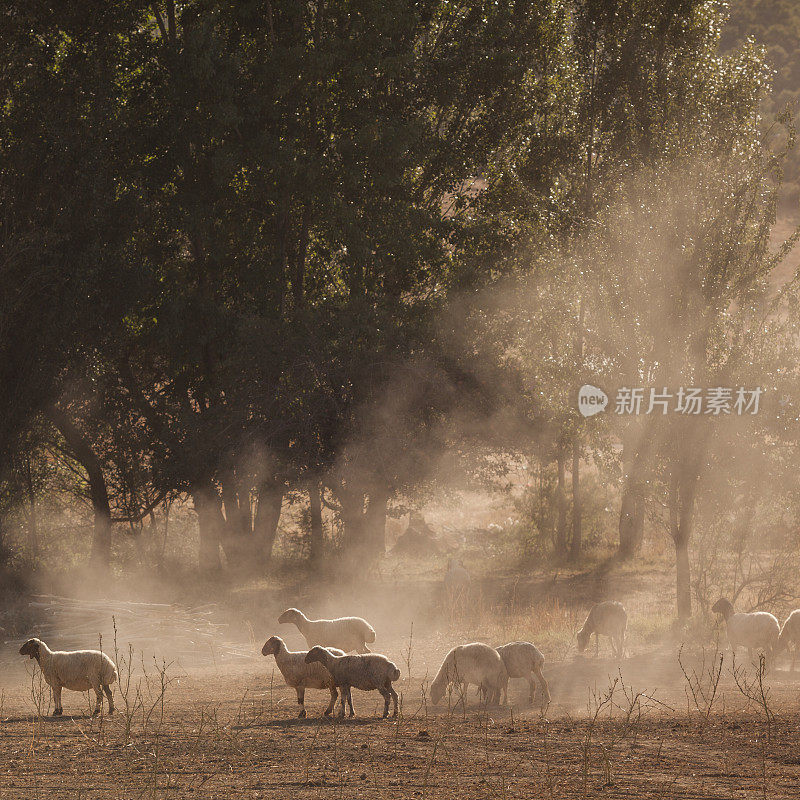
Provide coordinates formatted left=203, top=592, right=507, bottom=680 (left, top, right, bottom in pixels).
left=429, top=679, right=444, bottom=705
left=711, top=598, right=735, bottom=620
left=261, top=636, right=283, bottom=656
left=278, top=608, right=303, bottom=625
left=19, top=638, right=41, bottom=661
left=576, top=628, right=590, bottom=653
left=304, top=646, right=329, bottom=666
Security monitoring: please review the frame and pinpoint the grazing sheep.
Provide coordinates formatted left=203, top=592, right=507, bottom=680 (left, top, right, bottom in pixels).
left=496, top=641, right=551, bottom=707
left=261, top=636, right=345, bottom=717
left=304, top=646, right=400, bottom=718
left=577, top=601, right=628, bottom=658
left=429, top=643, right=507, bottom=707
left=278, top=608, right=376, bottom=653
left=712, top=598, right=780, bottom=665
left=19, top=638, right=117, bottom=716
left=777, top=610, right=800, bottom=670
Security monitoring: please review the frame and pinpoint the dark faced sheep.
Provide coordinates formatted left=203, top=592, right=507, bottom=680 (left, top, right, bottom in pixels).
left=304, top=646, right=400, bottom=718
left=261, top=635, right=345, bottom=717
left=576, top=601, right=628, bottom=658
left=19, top=638, right=117, bottom=716
left=712, top=598, right=780, bottom=665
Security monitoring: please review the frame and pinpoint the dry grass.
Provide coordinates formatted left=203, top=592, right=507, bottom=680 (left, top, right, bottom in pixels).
left=3, top=549, right=800, bottom=799
left=3, top=661, right=800, bottom=799
left=4, top=617, right=800, bottom=798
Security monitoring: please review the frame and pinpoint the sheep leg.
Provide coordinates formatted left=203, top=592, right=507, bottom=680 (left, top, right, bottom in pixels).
left=380, top=688, right=391, bottom=718
left=103, top=685, right=114, bottom=714
left=52, top=685, right=63, bottom=716
left=338, top=686, right=348, bottom=717
left=527, top=675, right=536, bottom=705
left=389, top=686, right=398, bottom=718
left=792, top=647, right=796, bottom=672
left=533, top=665, right=551, bottom=707
left=92, top=682, right=104, bottom=715
left=296, top=687, right=307, bottom=718
left=595, top=634, right=599, bottom=657
left=324, top=686, right=337, bottom=716
left=346, top=686, right=355, bottom=718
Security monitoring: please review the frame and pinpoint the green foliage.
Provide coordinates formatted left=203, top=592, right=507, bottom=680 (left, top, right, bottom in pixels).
left=0, top=0, right=796, bottom=588
left=724, top=0, right=800, bottom=209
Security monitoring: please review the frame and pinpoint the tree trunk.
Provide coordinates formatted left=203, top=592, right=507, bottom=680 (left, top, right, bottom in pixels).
left=570, top=295, right=585, bottom=562
left=337, top=484, right=389, bottom=561
left=192, top=484, right=223, bottom=572
left=219, top=474, right=257, bottom=571
left=308, top=482, right=324, bottom=566
left=49, top=409, right=113, bottom=569
left=364, top=487, right=389, bottom=558
left=569, top=440, right=582, bottom=560
left=618, top=482, right=645, bottom=560
left=337, top=487, right=367, bottom=553
left=556, top=450, right=568, bottom=556
left=89, top=478, right=113, bottom=568
left=23, top=453, right=39, bottom=559
left=670, top=458, right=698, bottom=620
left=254, top=481, right=284, bottom=565
left=618, top=420, right=653, bottom=559
left=675, top=535, right=692, bottom=620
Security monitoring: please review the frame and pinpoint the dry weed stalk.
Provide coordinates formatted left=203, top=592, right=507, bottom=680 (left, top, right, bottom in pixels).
left=677, top=643, right=723, bottom=725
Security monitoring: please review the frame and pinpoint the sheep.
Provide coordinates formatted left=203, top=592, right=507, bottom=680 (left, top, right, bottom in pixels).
left=304, top=646, right=400, bottom=718
left=19, top=638, right=117, bottom=716
left=429, top=642, right=507, bottom=708
left=496, top=641, right=551, bottom=707
left=278, top=608, right=376, bottom=654
left=261, top=636, right=346, bottom=718
left=712, top=598, right=780, bottom=665
left=777, top=610, right=800, bottom=670
left=576, top=601, right=627, bottom=658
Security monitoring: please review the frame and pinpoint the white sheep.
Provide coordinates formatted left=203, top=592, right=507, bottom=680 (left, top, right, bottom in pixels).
left=261, top=635, right=345, bottom=717
left=304, top=646, right=401, bottom=718
left=776, top=610, right=800, bottom=670
left=278, top=608, right=376, bottom=653
left=576, top=601, right=627, bottom=658
left=19, top=638, right=117, bottom=716
left=712, top=598, right=780, bottom=665
left=429, top=642, right=507, bottom=707
left=496, top=641, right=551, bottom=707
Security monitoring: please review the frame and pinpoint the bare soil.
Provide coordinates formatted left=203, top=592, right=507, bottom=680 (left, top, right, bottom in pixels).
left=2, top=647, right=800, bottom=799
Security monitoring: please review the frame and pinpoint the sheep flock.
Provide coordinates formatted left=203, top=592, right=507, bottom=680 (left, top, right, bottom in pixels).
left=16, top=590, right=800, bottom=721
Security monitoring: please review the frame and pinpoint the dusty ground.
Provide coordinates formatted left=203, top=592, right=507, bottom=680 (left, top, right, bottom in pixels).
left=2, top=645, right=800, bottom=800
left=2, top=552, right=799, bottom=799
